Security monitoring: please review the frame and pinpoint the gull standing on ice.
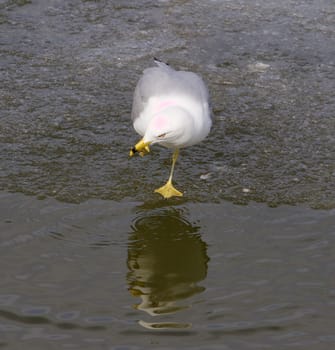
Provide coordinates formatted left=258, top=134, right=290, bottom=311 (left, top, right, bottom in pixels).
left=129, top=59, right=212, bottom=199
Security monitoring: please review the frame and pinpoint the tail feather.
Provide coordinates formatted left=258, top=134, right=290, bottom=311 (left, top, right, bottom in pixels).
left=153, top=57, right=171, bottom=70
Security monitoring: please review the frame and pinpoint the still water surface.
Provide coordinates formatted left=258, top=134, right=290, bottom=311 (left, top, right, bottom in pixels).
left=1, top=192, right=335, bottom=349
left=1, top=0, right=335, bottom=349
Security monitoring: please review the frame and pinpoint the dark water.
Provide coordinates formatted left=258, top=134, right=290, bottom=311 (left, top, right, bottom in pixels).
left=1, top=192, right=335, bottom=349
left=1, top=0, right=335, bottom=349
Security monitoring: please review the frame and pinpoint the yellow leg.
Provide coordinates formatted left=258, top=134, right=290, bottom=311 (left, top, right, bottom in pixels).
left=155, top=149, right=183, bottom=199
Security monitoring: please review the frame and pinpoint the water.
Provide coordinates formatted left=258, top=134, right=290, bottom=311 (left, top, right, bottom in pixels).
left=1, top=0, right=335, bottom=348
left=1, top=192, right=335, bottom=349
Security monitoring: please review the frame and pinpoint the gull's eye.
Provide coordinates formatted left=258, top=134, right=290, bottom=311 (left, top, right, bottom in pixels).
left=158, top=133, right=167, bottom=138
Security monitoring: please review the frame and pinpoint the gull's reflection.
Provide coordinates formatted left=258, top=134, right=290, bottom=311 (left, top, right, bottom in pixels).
left=127, top=206, right=208, bottom=329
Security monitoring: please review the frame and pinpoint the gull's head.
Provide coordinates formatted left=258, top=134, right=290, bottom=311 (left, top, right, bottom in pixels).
left=145, top=107, right=194, bottom=146
left=130, top=107, right=193, bottom=157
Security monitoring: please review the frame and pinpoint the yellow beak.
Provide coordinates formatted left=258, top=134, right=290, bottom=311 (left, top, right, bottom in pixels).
left=129, top=138, right=151, bottom=157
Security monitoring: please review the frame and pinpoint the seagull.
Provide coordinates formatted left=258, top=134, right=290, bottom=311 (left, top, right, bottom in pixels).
left=129, top=59, right=212, bottom=199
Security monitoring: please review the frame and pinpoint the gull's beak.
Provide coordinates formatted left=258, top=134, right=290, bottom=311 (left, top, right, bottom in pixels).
left=129, top=138, right=151, bottom=157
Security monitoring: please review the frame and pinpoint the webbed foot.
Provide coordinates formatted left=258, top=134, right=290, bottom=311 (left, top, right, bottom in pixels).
left=154, top=180, right=183, bottom=199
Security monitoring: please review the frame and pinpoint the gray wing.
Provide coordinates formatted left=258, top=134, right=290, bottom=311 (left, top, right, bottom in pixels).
left=131, top=61, right=209, bottom=121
